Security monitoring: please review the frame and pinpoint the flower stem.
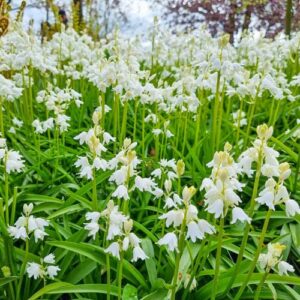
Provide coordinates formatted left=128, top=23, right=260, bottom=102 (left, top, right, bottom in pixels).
left=234, top=209, right=272, bottom=300
left=212, top=71, right=221, bottom=152
left=4, top=157, right=9, bottom=225
left=211, top=217, right=224, bottom=300
left=16, top=238, right=29, bottom=300
left=0, top=97, right=4, bottom=136
left=254, top=271, right=269, bottom=300
left=92, top=169, right=97, bottom=210
left=170, top=205, right=188, bottom=300
left=117, top=251, right=124, bottom=300
left=182, top=238, right=206, bottom=300
left=223, top=144, right=264, bottom=295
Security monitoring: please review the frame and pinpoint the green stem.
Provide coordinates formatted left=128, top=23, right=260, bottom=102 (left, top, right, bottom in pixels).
left=212, top=71, right=221, bottom=152
left=117, top=251, right=123, bottom=300
left=4, top=157, right=9, bottom=225
left=271, top=101, right=280, bottom=127
left=216, top=85, right=224, bottom=149
left=141, top=105, right=146, bottom=158
left=133, top=98, right=138, bottom=140
left=224, top=143, right=264, bottom=295
left=234, top=209, right=272, bottom=300
left=16, top=238, right=29, bottom=300
left=235, top=97, right=244, bottom=148
left=182, top=238, right=206, bottom=300
left=92, top=169, right=97, bottom=210
left=182, top=112, right=188, bottom=155
left=0, top=96, right=4, bottom=136
left=244, top=98, right=257, bottom=149
left=10, top=187, right=18, bottom=224
left=170, top=205, right=188, bottom=300
left=120, top=101, right=128, bottom=143
left=254, top=271, right=269, bottom=300
left=211, top=217, right=224, bottom=300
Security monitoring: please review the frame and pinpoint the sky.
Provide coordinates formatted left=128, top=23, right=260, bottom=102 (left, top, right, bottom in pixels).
left=9, top=0, right=160, bottom=35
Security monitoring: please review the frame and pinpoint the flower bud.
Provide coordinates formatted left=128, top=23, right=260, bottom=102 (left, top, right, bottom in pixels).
left=279, top=162, right=291, bottom=180
left=257, top=124, right=273, bottom=141
left=182, top=186, right=196, bottom=203
left=92, top=110, right=102, bottom=125
left=164, top=179, right=172, bottom=194
left=1, top=266, right=11, bottom=277
left=123, top=138, right=132, bottom=149
left=218, top=169, right=229, bottom=182
left=218, top=34, right=230, bottom=48
left=107, top=200, right=114, bottom=211
left=176, top=160, right=185, bottom=176
left=127, top=150, right=136, bottom=164
left=124, top=219, right=133, bottom=234
left=88, top=135, right=100, bottom=154
left=23, top=203, right=33, bottom=216
left=224, top=142, right=232, bottom=152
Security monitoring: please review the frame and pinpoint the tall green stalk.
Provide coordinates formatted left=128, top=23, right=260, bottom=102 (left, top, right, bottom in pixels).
left=0, top=97, right=4, bottom=136
left=16, top=238, right=29, bottom=300
left=212, top=71, right=221, bottom=152
left=224, top=142, right=264, bottom=295
left=254, top=270, right=269, bottom=300
left=170, top=204, right=188, bottom=300
left=234, top=209, right=272, bottom=299
left=211, top=217, right=224, bottom=300
left=117, top=250, right=124, bottom=300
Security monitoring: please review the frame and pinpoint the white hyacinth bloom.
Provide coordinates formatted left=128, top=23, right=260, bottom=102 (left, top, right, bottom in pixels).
left=157, top=232, right=178, bottom=252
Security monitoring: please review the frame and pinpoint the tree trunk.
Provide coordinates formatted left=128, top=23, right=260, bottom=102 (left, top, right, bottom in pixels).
left=242, top=4, right=253, bottom=32
left=224, top=0, right=237, bottom=43
left=285, top=0, right=293, bottom=37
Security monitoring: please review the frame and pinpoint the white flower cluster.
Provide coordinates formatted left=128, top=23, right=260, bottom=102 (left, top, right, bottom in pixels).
left=258, top=243, right=295, bottom=276
left=0, top=138, right=25, bottom=174
left=201, top=143, right=251, bottom=223
left=109, top=138, right=158, bottom=201
left=238, top=124, right=300, bottom=217
left=150, top=158, right=185, bottom=206
left=84, top=200, right=148, bottom=262
left=0, top=74, right=23, bottom=101
left=8, top=203, right=49, bottom=242
left=32, top=82, right=82, bottom=134
left=232, top=110, right=247, bottom=128
left=157, top=186, right=215, bottom=251
left=256, top=163, right=300, bottom=217
left=8, top=117, right=24, bottom=134
left=238, top=124, right=278, bottom=177
left=26, top=253, right=60, bottom=280
left=75, top=108, right=115, bottom=179
left=152, top=120, right=174, bottom=138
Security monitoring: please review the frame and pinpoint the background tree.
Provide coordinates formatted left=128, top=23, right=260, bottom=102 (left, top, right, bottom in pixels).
left=154, top=0, right=300, bottom=40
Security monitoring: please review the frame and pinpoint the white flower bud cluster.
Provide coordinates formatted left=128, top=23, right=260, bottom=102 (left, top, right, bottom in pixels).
left=32, top=83, right=82, bottom=134
left=26, top=254, right=60, bottom=280
left=157, top=186, right=215, bottom=252
left=8, top=203, right=49, bottom=242
left=74, top=107, right=115, bottom=180
left=0, top=74, right=23, bottom=101
left=0, top=138, right=25, bottom=174
left=84, top=200, right=148, bottom=262
left=258, top=243, right=294, bottom=276
left=200, top=143, right=251, bottom=223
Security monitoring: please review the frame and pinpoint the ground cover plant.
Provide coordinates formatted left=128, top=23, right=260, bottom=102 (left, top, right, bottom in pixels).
left=0, top=15, right=300, bottom=300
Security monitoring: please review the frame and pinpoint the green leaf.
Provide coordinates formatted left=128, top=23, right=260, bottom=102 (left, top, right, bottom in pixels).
left=196, top=273, right=300, bottom=299
left=0, top=276, right=18, bottom=287
left=29, top=283, right=118, bottom=300
left=141, top=238, right=157, bottom=287
left=122, top=284, right=138, bottom=300
left=47, top=241, right=148, bottom=288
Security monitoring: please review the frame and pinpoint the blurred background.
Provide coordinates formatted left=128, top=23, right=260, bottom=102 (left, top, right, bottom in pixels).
left=6, top=0, right=300, bottom=40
